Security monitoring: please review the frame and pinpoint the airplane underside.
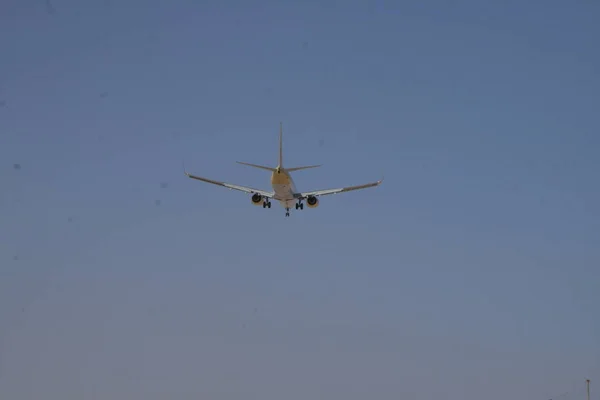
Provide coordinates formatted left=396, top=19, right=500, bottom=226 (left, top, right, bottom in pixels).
left=257, top=194, right=315, bottom=218
left=272, top=184, right=302, bottom=217
left=260, top=198, right=303, bottom=217
left=254, top=186, right=307, bottom=217
left=258, top=197, right=302, bottom=217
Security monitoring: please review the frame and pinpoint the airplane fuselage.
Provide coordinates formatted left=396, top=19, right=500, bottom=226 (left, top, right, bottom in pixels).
left=270, top=166, right=297, bottom=208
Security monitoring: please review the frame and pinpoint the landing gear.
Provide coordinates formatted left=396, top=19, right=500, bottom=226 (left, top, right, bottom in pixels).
left=295, top=201, right=304, bottom=210
left=262, top=201, right=271, bottom=209
left=285, top=207, right=290, bottom=217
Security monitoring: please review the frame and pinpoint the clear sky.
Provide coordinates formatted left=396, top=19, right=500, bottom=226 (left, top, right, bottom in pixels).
left=1, top=0, right=599, bottom=398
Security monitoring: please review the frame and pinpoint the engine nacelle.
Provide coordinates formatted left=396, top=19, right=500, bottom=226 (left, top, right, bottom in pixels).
left=306, top=195, right=319, bottom=208
left=251, top=193, right=263, bottom=205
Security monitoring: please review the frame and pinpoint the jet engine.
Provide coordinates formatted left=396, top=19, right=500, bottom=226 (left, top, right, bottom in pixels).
left=251, top=193, right=263, bottom=205
left=306, top=195, right=319, bottom=208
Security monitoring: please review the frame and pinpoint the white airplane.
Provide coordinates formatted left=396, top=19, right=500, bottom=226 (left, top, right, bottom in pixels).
left=184, top=123, right=383, bottom=217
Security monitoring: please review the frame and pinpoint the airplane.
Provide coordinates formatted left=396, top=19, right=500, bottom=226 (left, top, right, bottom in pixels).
left=184, top=122, right=383, bottom=217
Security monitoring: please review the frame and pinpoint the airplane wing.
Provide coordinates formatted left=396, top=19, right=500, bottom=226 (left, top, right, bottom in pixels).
left=295, top=177, right=383, bottom=199
left=185, top=170, right=274, bottom=199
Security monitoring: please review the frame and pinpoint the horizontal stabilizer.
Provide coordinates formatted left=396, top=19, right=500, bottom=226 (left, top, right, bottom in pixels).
left=236, top=161, right=276, bottom=172
left=286, top=164, right=322, bottom=172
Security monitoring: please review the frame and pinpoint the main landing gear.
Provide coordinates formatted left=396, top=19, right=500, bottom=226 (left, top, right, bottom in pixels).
left=262, top=200, right=271, bottom=209
left=284, top=201, right=303, bottom=217
left=286, top=201, right=303, bottom=216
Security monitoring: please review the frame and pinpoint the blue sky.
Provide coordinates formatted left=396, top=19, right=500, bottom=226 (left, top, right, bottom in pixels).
left=1, top=0, right=599, bottom=398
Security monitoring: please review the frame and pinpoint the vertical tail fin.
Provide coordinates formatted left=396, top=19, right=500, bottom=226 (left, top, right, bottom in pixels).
left=278, top=122, right=283, bottom=167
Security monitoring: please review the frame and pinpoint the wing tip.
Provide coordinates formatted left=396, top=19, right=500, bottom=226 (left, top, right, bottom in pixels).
left=182, top=160, right=194, bottom=178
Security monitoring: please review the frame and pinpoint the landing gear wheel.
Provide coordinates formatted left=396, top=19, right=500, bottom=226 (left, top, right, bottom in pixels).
left=300, top=203, right=304, bottom=210
left=285, top=208, right=290, bottom=217
left=268, top=202, right=271, bottom=208
left=263, top=202, right=267, bottom=208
